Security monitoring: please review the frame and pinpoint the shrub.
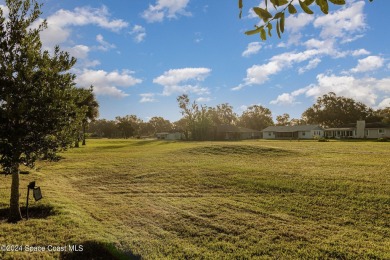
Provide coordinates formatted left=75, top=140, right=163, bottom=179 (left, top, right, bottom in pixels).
left=377, top=137, right=388, bottom=142
left=318, top=137, right=329, bottom=142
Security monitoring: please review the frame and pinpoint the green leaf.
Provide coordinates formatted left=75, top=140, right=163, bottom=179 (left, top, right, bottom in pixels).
left=245, top=27, right=262, bottom=36
left=316, top=0, right=329, bottom=14
left=304, top=0, right=315, bottom=5
left=276, top=20, right=281, bottom=38
left=328, top=0, right=345, bottom=4
left=267, top=23, right=273, bottom=37
left=260, top=27, right=267, bottom=41
left=299, top=0, right=314, bottom=14
left=271, top=0, right=289, bottom=6
left=280, top=12, right=285, bottom=33
left=239, top=0, right=243, bottom=18
left=253, top=7, right=272, bottom=22
left=274, top=12, right=283, bottom=19
left=288, top=4, right=297, bottom=14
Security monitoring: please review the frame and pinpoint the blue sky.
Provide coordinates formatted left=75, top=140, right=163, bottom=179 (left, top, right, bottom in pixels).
left=1, top=0, right=389, bottom=122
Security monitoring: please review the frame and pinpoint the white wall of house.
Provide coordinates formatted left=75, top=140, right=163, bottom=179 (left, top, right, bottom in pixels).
left=365, top=128, right=390, bottom=139
left=356, top=120, right=366, bottom=138
left=263, top=131, right=275, bottom=139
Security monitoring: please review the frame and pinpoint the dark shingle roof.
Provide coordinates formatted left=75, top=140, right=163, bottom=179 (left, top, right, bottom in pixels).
left=262, top=125, right=323, bottom=132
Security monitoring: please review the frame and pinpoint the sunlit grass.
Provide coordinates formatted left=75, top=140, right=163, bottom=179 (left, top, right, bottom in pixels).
left=1, top=139, right=389, bottom=259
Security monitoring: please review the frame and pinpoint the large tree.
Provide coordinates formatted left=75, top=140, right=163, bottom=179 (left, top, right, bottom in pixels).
left=302, top=92, right=374, bottom=127
left=177, top=95, right=213, bottom=141
left=276, top=113, right=290, bottom=126
left=0, top=0, right=84, bottom=222
left=148, top=116, right=172, bottom=134
left=240, top=0, right=374, bottom=40
left=208, top=103, right=238, bottom=126
left=238, top=105, right=274, bottom=130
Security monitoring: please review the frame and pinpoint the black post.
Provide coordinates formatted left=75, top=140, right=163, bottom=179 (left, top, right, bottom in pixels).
left=26, top=186, right=30, bottom=220
left=26, top=181, right=35, bottom=220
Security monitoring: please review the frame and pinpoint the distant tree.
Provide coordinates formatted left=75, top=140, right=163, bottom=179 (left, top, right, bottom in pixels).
left=302, top=92, right=374, bottom=127
left=0, top=0, right=84, bottom=222
left=176, top=95, right=213, bottom=140
left=76, top=87, right=99, bottom=146
left=376, top=107, right=390, bottom=124
left=173, top=118, right=190, bottom=140
left=239, top=0, right=374, bottom=40
left=115, top=115, right=140, bottom=139
left=88, top=119, right=118, bottom=138
left=208, top=103, right=238, bottom=126
left=148, top=116, right=172, bottom=134
left=138, top=121, right=154, bottom=137
left=276, top=113, right=290, bottom=126
left=238, top=105, right=274, bottom=130
left=177, top=94, right=199, bottom=140
left=290, top=118, right=307, bottom=126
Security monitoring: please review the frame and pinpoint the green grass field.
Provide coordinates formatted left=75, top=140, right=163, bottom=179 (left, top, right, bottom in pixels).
left=1, top=139, right=389, bottom=259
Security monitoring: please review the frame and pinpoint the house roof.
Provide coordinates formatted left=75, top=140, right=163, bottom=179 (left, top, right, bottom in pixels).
left=216, top=124, right=260, bottom=133
left=335, top=122, right=390, bottom=129
left=262, top=125, right=324, bottom=132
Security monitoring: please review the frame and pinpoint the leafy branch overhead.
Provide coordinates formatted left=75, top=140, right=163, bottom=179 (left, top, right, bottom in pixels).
left=239, top=0, right=374, bottom=40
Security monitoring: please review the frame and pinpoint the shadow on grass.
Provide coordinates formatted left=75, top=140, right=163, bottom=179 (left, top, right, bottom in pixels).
left=0, top=205, right=57, bottom=221
left=60, top=241, right=141, bottom=260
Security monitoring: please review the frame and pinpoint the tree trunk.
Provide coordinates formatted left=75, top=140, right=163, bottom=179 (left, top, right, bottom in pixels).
left=82, top=123, right=86, bottom=146
left=8, top=162, right=22, bottom=223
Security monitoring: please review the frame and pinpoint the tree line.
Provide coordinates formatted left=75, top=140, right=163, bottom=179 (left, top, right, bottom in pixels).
left=87, top=92, right=390, bottom=141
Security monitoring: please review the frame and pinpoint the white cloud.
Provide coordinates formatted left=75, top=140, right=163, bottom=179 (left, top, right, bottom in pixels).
left=298, top=58, right=321, bottom=74
left=130, top=25, right=146, bottom=43
left=96, top=34, right=116, bottom=51
left=378, top=98, right=390, bottom=109
left=272, top=74, right=390, bottom=108
left=352, top=49, right=370, bottom=56
left=235, top=49, right=322, bottom=89
left=140, top=93, right=156, bottom=103
left=285, top=13, right=314, bottom=34
left=142, top=0, right=191, bottom=23
left=37, top=6, right=128, bottom=49
left=270, top=93, right=296, bottom=105
left=351, top=56, right=384, bottom=73
left=242, top=42, right=262, bottom=57
left=196, top=97, right=212, bottom=102
left=314, top=1, right=366, bottom=41
left=75, top=69, right=142, bottom=97
left=153, top=67, right=211, bottom=96
left=67, top=45, right=90, bottom=59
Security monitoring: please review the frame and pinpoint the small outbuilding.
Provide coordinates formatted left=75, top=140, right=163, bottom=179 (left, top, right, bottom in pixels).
left=156, top=132, right=184, bottom=140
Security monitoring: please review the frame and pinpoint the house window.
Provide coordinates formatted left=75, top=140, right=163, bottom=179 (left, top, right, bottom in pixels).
left=268, top=132, right=272, bottom=136
left=302, top=132, right=305, bottom=136
left=379, top=129, right=384, bottom=134
left=365, top=130, right=369, bottom=136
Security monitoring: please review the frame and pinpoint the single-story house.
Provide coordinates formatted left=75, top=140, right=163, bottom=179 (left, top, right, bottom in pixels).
left=262, top=125, right=324, bottom=140
left=215, top=124, right=261, bottom=140
left=156, top=132, right=184, bottom=140
left=325, top=121, right=390, bottom=139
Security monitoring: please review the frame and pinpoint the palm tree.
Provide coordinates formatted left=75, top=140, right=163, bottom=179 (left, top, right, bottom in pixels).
left=75, top=86, right=99, bottom=146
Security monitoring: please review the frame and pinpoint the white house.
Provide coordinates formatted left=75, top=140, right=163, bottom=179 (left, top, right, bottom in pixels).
left=325, top=121, right=390, bottom=139
left=262, top=125, right=324, bottom=140
left=156, top=132, right=184, bottom=140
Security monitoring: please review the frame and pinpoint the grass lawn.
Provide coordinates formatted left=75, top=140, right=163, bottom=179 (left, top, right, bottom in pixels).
left=0, top=139, right=389, bottom=259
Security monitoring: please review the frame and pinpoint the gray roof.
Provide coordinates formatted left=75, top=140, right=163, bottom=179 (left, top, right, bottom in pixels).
left=262, top=125, right=324, bottom=132
left=216, top=124, right=260, bottom=133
